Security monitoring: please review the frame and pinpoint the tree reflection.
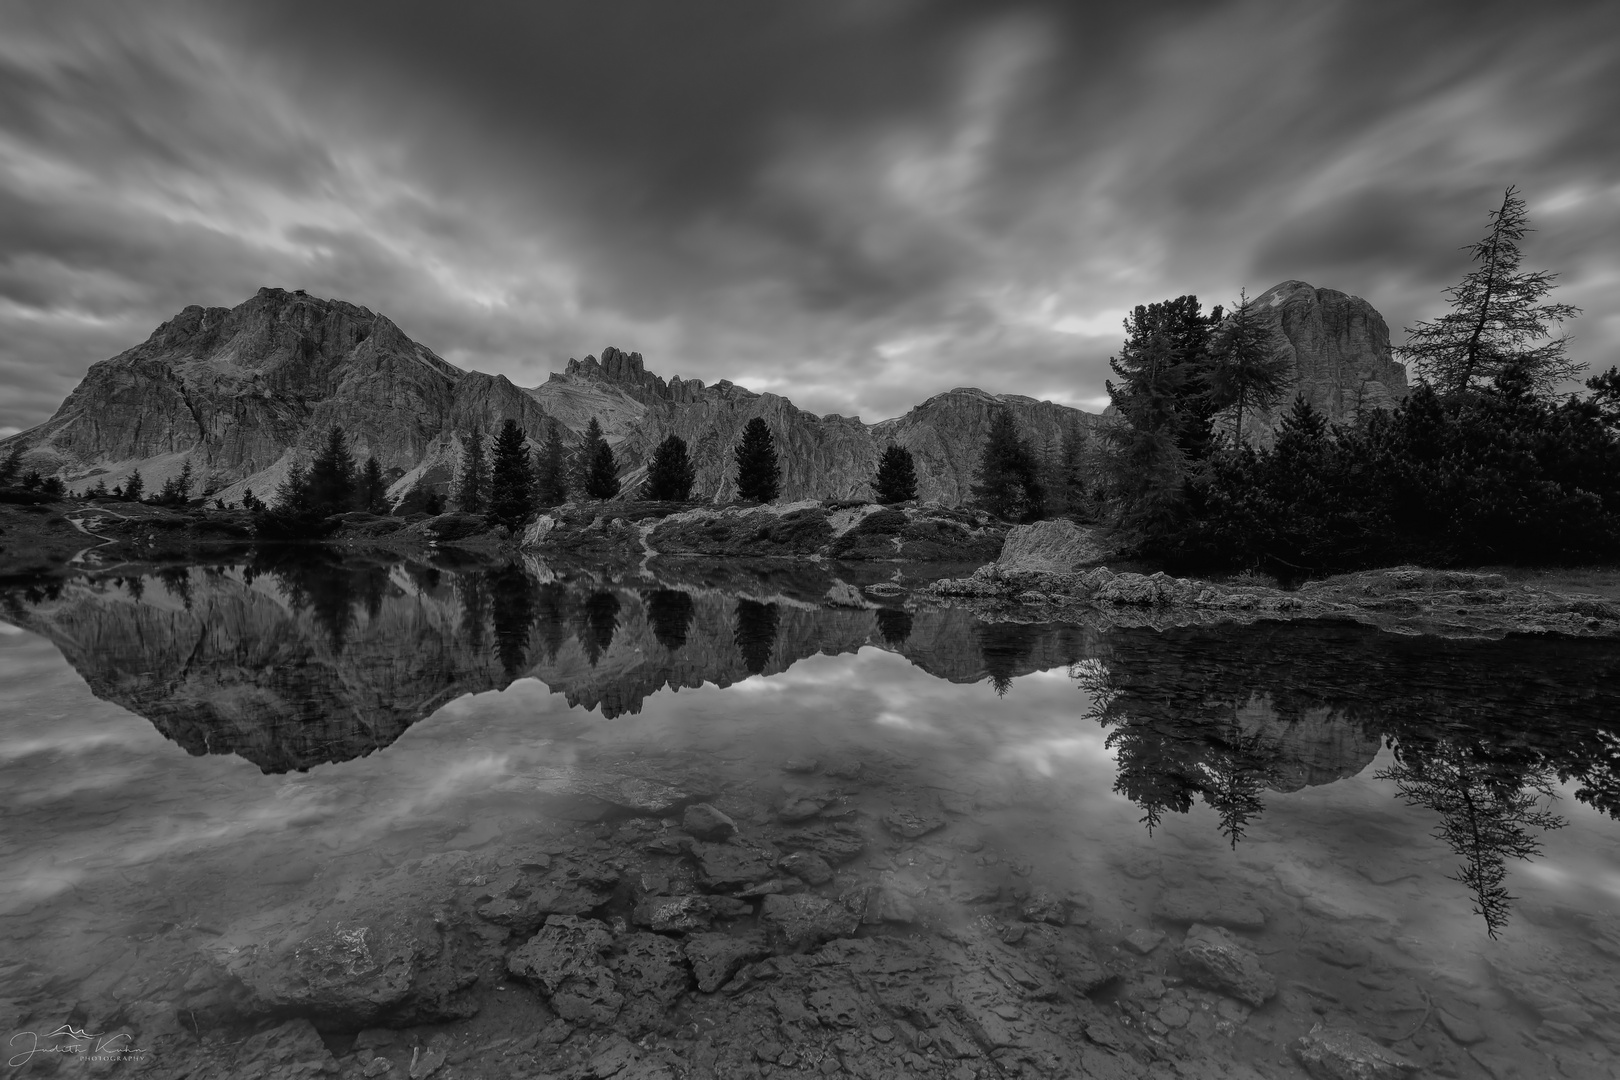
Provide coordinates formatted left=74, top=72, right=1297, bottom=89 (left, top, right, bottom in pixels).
left=735, top=599, right=779, bottom=675
left=534, top=583, right=573, bottom=662
left=1379, top=740, right=1565, bottom=938
left=646, top=589, right=694, bottom=652
left=979, top=622, right=1044, bottom=696
left=875, top=607, right=912, bottom=646
left=579, top=592, right=620, bottom=667
left=487, top=564, right=536, bottom=678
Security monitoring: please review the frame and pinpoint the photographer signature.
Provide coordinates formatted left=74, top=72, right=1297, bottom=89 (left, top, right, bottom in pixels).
left=8, top=1025, right=148, bottom=1067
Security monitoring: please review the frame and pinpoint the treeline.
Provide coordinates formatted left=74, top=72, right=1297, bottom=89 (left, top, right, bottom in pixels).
left=1081, top=185, right=1619, bottom=572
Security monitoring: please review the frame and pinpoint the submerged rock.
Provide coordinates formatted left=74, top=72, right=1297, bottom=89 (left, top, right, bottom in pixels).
left=692, top=840, right=779, bottom=890
left=1153, top=885, right=1268, bottom=931
left=685, top=931, right=770, bottom=993
left=1291, top=1023, right=1417, bottom=1079
left=1175, top=923, right=1276, bottom=1007
left=760, top=893, right=862, bottom=951
left=232, top=1018, right=339, bottom=1078
left=506, top=915, right=622, bottom=1025
left=683, top=803, right=738, bottom=841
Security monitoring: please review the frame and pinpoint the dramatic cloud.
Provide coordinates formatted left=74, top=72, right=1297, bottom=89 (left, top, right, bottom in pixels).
left=1, top=0, right=1616, bottom=434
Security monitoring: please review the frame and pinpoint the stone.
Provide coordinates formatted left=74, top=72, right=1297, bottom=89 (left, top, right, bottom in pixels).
left=1436, top=1007, right=1486, bottom=1045
left=683, top=803, right=738, bottom=841
left=1124, top=929, right=1165, bottom=956
left=1019, top=891, right=1068, bottom=925
left=612, top=933, right=691, bottom=1034
left=883, top=809, right=946, bottom=838
left=775, top=825, right=868, bottom=864
left=691, top=841, right=779, bottom=890
left=760, top=894, right=862, bottom=950
left=778, top=798, right=826, bottom=823
left=779, top=850, right=835, bottom=885
left=631, top=895, right=714, bottom=933
left=1175, top=924, right=1276, bottom=1007
left=1153, top=886, right=1268, bottom=931
left=684, top=932, right=770, bottom=993
left=506, top=915, right=622, bottom=1025
left=994, top=519, right=1112, bottom=573
left=233, top=1018, right=339, bottom=1077
left=1291, top=1023, right=1417, bottom=1079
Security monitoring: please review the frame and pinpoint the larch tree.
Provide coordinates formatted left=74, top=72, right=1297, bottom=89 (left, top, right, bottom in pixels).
left=733, top=418, right=781, bottom=503
left=871, top=443, right=919, bottom=504
left=1398, top=186, right=1581, bottom=399
left=1206, top=288, right=1294, bottom=442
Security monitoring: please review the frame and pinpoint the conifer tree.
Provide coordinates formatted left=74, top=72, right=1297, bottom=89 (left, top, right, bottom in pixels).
left=0, top=444, right=23, bottom=486
left=871, top=443, right=919, bottom=504
left=123, top=469, right=145, bottom=502
left=1109, top=295, right=1222, bottom=462
left=487, top=419, right=536, bottom=528
left=1399, top=186, right=1581, bottom=399
left=643, top=434, right=697, bottom=500
left=307, top=426, right=357, bottom=516
left=578, top=417, right=620, bottom=500
left=456, top=427, right=489, bottom=513
left=970, top=408, right=1042, bottom=521
left=358, top=457, right=390, bottom=514
left=733, top=418, right=781, bottom=502
left=157, top=461, right=195, bottom=506
left=1207, top=288, right=1293, bottom=441
left=533, top=420, right=570, bottom=507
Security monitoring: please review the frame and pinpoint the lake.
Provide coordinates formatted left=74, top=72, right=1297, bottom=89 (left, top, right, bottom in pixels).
left=2, top=551, right=1618, bottom=1079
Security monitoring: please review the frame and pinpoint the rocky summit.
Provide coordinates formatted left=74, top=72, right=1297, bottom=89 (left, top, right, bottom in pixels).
left=3, top=280, right=1403, bottom=503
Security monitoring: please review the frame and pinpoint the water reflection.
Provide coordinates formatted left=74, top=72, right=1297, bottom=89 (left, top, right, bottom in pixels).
left=3, top=554, right=1619, bottom=941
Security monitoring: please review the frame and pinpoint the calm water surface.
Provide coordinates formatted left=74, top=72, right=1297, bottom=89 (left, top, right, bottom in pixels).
left=2, top=553, right=1618, bottom=1079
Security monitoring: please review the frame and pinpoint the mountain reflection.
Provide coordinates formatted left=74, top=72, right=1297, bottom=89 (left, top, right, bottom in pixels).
left=5, top=556, right=1619, bottom=934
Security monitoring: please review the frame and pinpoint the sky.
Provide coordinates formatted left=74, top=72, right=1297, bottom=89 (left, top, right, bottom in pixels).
left=1, top=0, right=1617, bottom=437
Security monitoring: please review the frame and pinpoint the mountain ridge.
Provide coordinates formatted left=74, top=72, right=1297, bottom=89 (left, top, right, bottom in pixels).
left=2, top=281, right=1405, bottom=506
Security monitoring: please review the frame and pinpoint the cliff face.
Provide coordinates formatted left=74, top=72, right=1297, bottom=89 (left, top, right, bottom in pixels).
left=1244, top=280, right=1408, bottom=436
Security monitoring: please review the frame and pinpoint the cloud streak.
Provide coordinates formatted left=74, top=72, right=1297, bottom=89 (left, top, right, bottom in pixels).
left=0, top=0, right=1615, bottom=433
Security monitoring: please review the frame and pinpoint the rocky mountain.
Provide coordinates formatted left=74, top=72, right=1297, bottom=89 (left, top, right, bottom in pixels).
left=1240, top=280, right=1408, bottom=438
left=2, top=280, right=1404, bottom=504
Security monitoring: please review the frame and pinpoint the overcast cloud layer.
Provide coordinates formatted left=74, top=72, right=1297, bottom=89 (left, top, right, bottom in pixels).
left=2, top=0, right=1617, bottom=436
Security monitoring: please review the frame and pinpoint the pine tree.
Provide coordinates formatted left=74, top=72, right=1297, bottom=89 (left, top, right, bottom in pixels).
left=970, top=408, right=1042, bottom=521
left=89, top=478, right=108, bottom=499
left=307, top=426, right=357, bottom=516
left=0, top=444, right=23, bottom=486
left=643, top=434, right=697, bottom=500
left=871, top=443, right=918, bottom=504
left=123, top=469, right=145, bottom=502
left=733, top=418, right=781, bottom=502
left=487, top=419, right=536, bottom=528
left=1399, top=186, right=1582, bottom=399
left=356, top=457, right=389, bottom=514
left=157, top=461, right=195, bottom=506
left=1207, top=288, right=1293, bottom=441
left=534, top=420, right=570, bottom=507
left=1039, top=427, right=1088, bottom=519
left=1109, top=295, right=1222, bottom=462
left=456, top=427, right=489, bottom=513
left=577, top=417, right=620, bottom=500
left=274, top=460, right=308, bottom=512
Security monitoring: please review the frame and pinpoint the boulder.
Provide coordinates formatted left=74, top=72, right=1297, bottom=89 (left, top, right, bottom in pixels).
left=994, top=519, right=1112, bottom=573
left=1291, top=1023, right=1417, bottom=1079
left=231, top=1018, right=339, bottom=1079
left=682, top=803, right=738, bottom=841
left=506, top=915, right=622, bottom=1024
left=760, top=894, right=862, bottom=951
left=684, top=932, right=771, bottom=993
left=1175, top=924, right=1276, bottom=1007
left=692, top=841, right=779, bottom=890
